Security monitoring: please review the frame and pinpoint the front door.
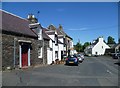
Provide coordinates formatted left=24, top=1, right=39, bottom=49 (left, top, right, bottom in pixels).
left=61, top=51, right=63, bottom=60
left=21, top=44, right=29, bottom=67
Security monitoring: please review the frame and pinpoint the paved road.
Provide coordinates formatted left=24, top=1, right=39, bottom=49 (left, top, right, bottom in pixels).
left=2, top=56, right=119, bottom=86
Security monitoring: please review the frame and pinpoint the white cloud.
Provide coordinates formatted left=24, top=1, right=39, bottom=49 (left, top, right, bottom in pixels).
left=68, top=28, right=88, bottom=31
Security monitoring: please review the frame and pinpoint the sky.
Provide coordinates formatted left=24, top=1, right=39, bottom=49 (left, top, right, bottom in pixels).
left=2, top=2, right=118, bottom=45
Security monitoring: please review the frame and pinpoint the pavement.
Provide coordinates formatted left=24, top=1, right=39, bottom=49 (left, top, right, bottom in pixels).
left=2, top=55, right=119, bottom=86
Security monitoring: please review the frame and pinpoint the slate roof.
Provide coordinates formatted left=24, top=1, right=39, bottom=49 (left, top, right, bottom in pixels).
left=44, top=28, right=55, bottom=35
left=1, top=10, right=37, bottom=37
left=29, top=23, right=40, bottom=29
left=112, top=43, right=120, bottom=49
left=56, top=28, right=63, bottom=35
left=58, top=36, right=64, bottom=38
left=29, top=23, right=50, bottom=40
left=42, top=28, right=51, bottom=40
left=108, top=44, right=116, bottom=48
left=42, top=27, right=49, bottom=31
left=57, top=28, right=73, bottom=40
left=65, top=34, right=73, bottom=40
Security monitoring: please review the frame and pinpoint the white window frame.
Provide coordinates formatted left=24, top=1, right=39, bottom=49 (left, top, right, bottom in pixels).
left=38, top=47, right=42, bottom=58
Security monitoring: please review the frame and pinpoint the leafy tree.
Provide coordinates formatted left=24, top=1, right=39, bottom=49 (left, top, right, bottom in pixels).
left=119, top=38, right=120, bottom=43
left=83, top=42, right=91, bottom=50
left=107, top=36, right=116, bottom=44
left=74, top=42, right=82, bottom=53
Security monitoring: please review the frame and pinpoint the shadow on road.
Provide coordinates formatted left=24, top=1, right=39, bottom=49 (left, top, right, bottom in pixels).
left=114, top=62, right=120, bottom=66
left=64, top=64, right=79, bottom=66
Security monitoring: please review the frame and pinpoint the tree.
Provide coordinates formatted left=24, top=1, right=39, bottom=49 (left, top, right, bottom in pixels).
left=83, top=42, right=91, bottom=50
left=119, top=38, right=120, bottom=43
left=107, top=36, right=116, bottom=44
left=74, top=42, right=82, bottom=53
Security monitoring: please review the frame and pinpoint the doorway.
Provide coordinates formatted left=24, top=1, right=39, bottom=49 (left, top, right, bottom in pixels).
left=21, top=44, right=29, bottom=67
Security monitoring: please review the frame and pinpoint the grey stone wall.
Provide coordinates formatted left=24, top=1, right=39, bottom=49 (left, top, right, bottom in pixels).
left=2, top=32, right=43, bottom=69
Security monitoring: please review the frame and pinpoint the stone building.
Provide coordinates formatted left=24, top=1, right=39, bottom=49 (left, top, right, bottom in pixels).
left=28, top=14, right=50, bottom=65
left=2, top=10, right=43, bottom=69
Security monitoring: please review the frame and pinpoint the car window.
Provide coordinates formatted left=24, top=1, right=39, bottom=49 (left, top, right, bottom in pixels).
left=68, top=55, right=76, bottom=58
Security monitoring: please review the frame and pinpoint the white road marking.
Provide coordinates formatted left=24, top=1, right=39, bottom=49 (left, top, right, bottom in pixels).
left=107, top=70, right=112, bottom=74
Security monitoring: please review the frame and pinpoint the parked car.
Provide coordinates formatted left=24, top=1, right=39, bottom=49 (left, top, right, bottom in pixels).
left=112, top=53, right=120, bottom=59
left=65, top=55, right=79, bottom=66
left=76, top=54, right=84, bottom=63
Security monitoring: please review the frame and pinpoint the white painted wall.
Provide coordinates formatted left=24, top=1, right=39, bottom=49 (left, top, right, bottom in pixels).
left=47, top=48, right=52, bottom=64
left=92, top=38, right=110, bottom=55
left=73, top=50, right=77, bottom=54
left=59, top=38, right=63, bottom=43
left=52, top=42, right=56, bottom=61
left=55, top=45, right=58, bottom=51
left=49, top=39, right=53, bottom=48
left=58, top=43, right=63, bottom=60
left=48, top=35, right=54, bottom=41
left=47, top=34, right=56, bottom=62
left=64, top=46, right=66, bottom=51
left=70, top=40, right=73, bottom=48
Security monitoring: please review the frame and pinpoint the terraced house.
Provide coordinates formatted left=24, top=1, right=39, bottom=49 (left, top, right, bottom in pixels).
left=28, top=14, right=74, bottom=65
left=2, top=10, right=74, bottom=70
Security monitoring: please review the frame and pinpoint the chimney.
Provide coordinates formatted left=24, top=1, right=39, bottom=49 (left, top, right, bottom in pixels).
left=98, top=37, right=103, bottom=42
left=59, top=24, right=63, bottom=31
left=92, top=40, right=96, bottom=43
left=48, top=24, right=56, bottom=31
left=27, top=14, right=38, bottom=23
left=32, top=15, right=35, bottom=18
left=27, top=14, right=33, bottom=19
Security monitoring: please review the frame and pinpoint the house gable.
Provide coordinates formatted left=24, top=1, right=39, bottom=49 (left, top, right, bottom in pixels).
left=92, top=37, right=110, bottom=55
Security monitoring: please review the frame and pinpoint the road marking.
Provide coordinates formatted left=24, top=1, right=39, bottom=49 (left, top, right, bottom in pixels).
left=107, top=70, right=112, bottom=74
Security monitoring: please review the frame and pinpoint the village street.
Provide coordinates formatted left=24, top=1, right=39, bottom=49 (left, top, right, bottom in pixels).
left=2, top=56, right=119, bottom=86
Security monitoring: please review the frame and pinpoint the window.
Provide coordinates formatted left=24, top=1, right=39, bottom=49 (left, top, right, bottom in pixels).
left=68, top=40, right=70, bottom=48
left=38, top=47, right=42, bottom=58
left=55, top=34, right=58, bottom=45
left=55, top=51, right=58, bottom=59
left=102, top=46, right=103, bottom=49
left=63, top=38, right=66, bottom=47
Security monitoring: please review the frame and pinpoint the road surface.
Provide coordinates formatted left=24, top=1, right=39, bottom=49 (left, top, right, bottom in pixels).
left=2, top=56, right=119, bottom=86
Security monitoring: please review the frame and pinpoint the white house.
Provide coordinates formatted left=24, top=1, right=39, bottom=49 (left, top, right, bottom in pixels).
left=58, top=40, right=64, bottom=61
left=84, top=37, right=110, bottom=56
left=45, top=24, right=67, bottom=64
left=57, top=31, right=65, bottom=60
left=26, top=15, right=73, bottom=65
left=44, top=25, right=59, bottom=64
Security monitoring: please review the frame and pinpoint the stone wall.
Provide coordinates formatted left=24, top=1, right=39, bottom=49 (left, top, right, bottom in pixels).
left=2, top=31, right=43, bottom=69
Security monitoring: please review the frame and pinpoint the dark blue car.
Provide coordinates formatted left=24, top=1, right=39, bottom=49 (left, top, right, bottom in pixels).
left=65, top=55, right=79, bottom=66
